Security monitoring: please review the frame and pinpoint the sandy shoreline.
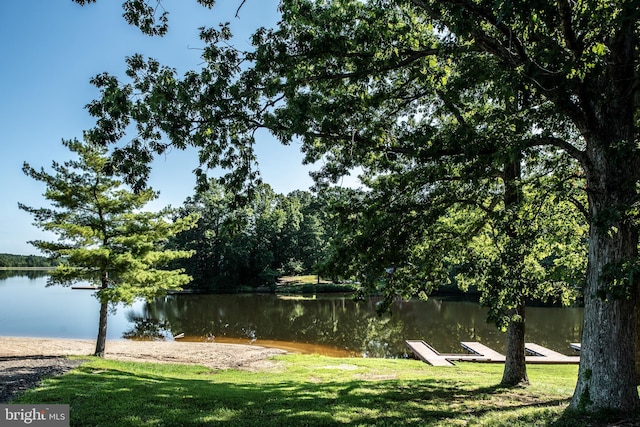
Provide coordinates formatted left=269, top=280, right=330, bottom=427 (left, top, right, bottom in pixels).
left=0, top=336, right=289, bottom=402
left=0, top=336, right=288, bottom=370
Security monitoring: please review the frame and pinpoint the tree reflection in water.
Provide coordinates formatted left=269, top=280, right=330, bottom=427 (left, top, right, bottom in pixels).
left=122, top=313, right=172, bottom=341
left=0, top=270, right=51, bottom=281
left=120, top=294, right=583, bottom=358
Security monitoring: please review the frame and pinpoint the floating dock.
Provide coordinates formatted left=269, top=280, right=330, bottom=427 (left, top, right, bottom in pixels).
left=406, top=340, right=580, bottom=366
left=460, top=341, right=506, bottom=362
left=405, top=340, right=455, bottom=366
left=523, top=342, right=580, bottom=363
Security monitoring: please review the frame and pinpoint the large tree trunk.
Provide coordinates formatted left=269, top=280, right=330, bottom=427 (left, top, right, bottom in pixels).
left=499, top=154, right=528, bottom=386
left=569, top=140, right=640, bottom=411
left=501, top=298, right=528, bottom=386
left=570, top=224, right=638, bottom=410
left=637, top=311, right=640, bottom=384
left=565, top=13, right=640, bottom=412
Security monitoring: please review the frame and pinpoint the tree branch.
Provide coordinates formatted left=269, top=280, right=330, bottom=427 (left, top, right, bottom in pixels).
left=523, top=136, right=585, bottom=164
left=302, top=48, right=439, bottom=83
left=557, top=0, right=582, bottom=58
left=235, top=0, right=247, bottom=18
left=567, top=195, right=589, bottom=221
left=410, top=0, right=528, bottom=66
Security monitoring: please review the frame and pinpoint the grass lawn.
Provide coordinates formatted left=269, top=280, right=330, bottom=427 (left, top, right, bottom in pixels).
left=275, top=275, right=357, bottom=293
left=12, top=354, right=634, bottom=426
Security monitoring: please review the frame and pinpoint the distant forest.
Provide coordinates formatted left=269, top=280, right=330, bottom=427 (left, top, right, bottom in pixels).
left=168, top=182, right=335, bottom=291
left=0, top=253, right=58, bottom=268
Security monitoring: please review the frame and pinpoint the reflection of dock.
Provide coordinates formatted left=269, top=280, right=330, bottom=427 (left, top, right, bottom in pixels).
left=406, top=340, right=580, bottom=366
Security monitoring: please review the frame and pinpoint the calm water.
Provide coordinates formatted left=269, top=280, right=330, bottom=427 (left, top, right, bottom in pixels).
left=0, top=272, right=584, bottom=358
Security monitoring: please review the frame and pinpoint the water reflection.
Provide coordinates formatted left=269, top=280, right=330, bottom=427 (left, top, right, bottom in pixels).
left=0, top=269, right=51, bottom=281
left=0, top=272, right=142, bottom=341
left=0, top=272, right=583, bottom=358
left=122, top=313, right=173, bottom=341
left=123, top=293, right=584, bottom=358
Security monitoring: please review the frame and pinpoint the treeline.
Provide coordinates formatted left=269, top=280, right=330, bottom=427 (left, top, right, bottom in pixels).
left=0, top=253, right=58, bottom=268
left=169, top=181, right=332, bottom=291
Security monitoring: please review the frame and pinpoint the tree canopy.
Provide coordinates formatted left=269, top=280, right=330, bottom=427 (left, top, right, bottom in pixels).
left=73, top=0, right=640, bottom=412
left=169, top=180, right=330, bottom=291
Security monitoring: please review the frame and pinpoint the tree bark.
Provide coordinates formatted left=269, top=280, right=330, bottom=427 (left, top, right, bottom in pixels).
left=94, top=272, right=109, bottom=357
left=571, top=236, right=638, bottom=411
left=637, top=309, right=640, bottom=385
left=569, top=196, right=639, bottom=410
left=94, top=300, right=109, bottom=357
left=569, top=139, right=640, bottom=411
left=501, top=298, right=528, bottom=386
left=499, top=154, right=529, bottom=386
left=566, top=15, right=640, bottom=410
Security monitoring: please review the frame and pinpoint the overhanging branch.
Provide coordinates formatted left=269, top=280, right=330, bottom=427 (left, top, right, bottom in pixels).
left=524, top=136, right=585, bottom=164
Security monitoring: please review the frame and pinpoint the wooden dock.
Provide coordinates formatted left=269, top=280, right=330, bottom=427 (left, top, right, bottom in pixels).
left=405, top=340, right=454, bottom=366
left=524, top=342, right=580, bottom=364
left=460, top=341, right=506, bottom=362
left=406, top=340, right=580, bottom=366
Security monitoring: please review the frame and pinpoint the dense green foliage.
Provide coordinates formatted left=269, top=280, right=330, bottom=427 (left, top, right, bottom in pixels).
left=20, top=139, right=198, bottom=302
left=322, top=162, right=587, bottom=316
left=19, top=139, right=198, bottom=356
left=169, top=181, right=331, bottom=291
left=71, top=0, right=640, bottom=413
left=15, top=356, right=590, bottom=427
left=0, top=253, right=57, bottom=268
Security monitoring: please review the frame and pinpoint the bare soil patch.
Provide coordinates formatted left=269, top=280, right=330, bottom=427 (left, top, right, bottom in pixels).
left=0, top=336, right=287, bottom=402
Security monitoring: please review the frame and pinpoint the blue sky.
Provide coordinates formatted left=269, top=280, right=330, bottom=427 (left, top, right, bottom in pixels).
left=0, top=1, right=333, bottom=255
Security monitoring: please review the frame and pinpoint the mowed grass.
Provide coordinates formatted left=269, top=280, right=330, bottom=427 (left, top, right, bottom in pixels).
left=275, top=275, right=357, bottom=293
left=12, top=354, right=632, bottom=426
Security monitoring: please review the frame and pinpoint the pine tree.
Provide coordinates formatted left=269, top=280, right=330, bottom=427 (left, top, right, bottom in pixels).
left=19, top=138, right=198, bottom=357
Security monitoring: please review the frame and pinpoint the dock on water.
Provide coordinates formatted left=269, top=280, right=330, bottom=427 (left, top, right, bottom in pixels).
left=405, top=340, right=455, bottom=366
left=406, top=340, right=580, bottom=366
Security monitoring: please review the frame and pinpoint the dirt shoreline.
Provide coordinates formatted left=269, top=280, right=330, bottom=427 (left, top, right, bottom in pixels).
left=0, top=336, right=288, bottom=403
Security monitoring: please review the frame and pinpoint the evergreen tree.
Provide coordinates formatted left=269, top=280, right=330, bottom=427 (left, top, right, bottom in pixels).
left=19, top=138, right=198, bottom=357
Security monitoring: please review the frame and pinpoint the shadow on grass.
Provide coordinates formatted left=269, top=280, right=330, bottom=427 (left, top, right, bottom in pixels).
left=18, top=365, right=576, bottom=426
left=551, top=408, right=640, bottom=427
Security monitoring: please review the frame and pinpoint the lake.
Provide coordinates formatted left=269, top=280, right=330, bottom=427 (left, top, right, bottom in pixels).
left=0, top=272, right=584, bottom=358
